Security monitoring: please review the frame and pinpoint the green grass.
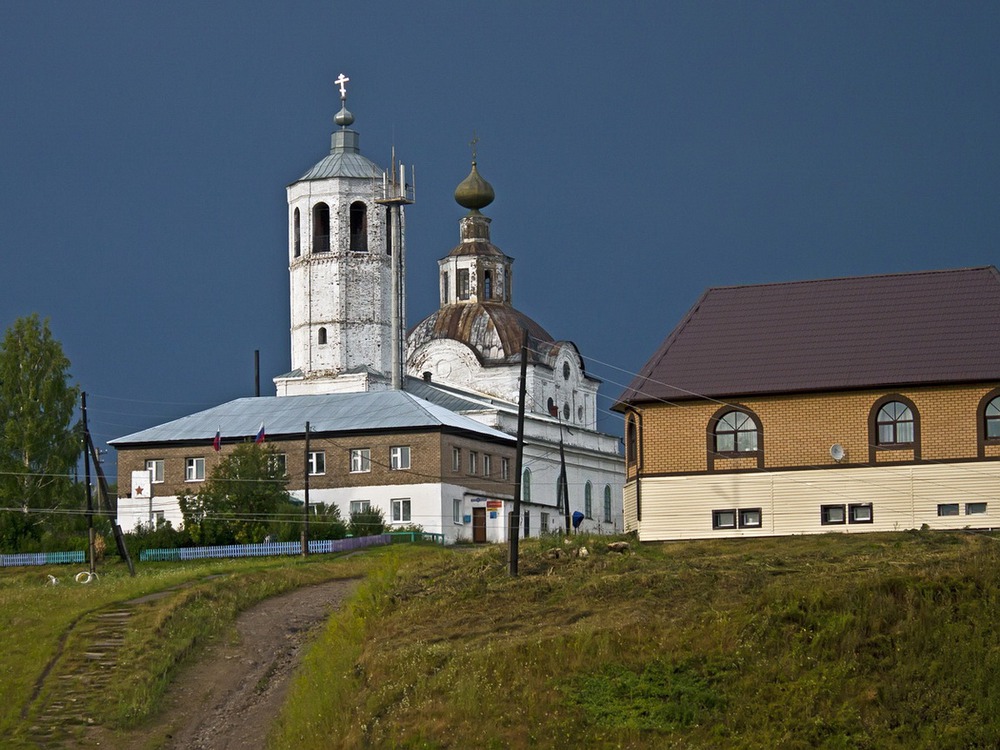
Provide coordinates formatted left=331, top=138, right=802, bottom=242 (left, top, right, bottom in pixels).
left=272, top=530, right=1000, bottom=749
left=0, top=550, right=380, bottom=746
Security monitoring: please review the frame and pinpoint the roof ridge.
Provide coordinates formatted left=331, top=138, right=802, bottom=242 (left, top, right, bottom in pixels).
left=706, top=266, right=996, bottom=293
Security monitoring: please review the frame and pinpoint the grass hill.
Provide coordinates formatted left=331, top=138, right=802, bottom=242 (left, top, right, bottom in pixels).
left=275, top=530, right=1000, bottom=749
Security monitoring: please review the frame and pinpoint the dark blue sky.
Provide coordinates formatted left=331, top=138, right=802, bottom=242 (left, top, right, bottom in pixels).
left=1, top=2, right=998, bottom=469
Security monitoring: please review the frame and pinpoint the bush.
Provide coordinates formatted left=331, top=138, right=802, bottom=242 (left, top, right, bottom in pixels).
left=123, top=518, right=192, bottom=558
left=349, top=506, right=386, bottom=537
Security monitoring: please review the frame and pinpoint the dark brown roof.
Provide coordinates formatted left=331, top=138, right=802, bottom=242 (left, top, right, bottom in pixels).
left=617, top=267, right=1000, bottom=407
left=409, top=303, right=554, bottom=365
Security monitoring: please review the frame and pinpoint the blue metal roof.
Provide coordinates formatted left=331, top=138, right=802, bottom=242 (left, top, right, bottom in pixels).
left=110, top=391, right=514, bottom=446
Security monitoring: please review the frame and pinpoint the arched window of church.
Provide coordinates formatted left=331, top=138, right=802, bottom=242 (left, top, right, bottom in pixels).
left=484, top=270, right=493, bottom=300
left=585, top=481, right=593, bottom=519
left=293, top=208, right=301, bottom=258
left=385, top=206, right=393, bottom=255
left=522, top=468, right=531, bottom=502
left=442, top=272, right=449, bottom=304
left=318, top=327, right=327, bottom=345
left=312, top=203, right=330, bottom=253
left=603, top=485, right=612, bottom=522
left=350, top=202, right=368, bottom=252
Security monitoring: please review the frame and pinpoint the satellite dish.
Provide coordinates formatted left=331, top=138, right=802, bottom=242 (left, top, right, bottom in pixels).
left=830, top=444, right=845, bottom=462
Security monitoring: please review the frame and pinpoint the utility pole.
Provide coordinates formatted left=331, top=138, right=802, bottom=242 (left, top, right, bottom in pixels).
left=509, top=328, right=529, bottom=576
left=81, top=392, right=96, bottom=575
left=302, top=421, right=311, bottom=556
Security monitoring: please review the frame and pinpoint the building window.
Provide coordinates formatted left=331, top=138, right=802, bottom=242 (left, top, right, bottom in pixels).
left=268, top=453, right=287, bottom=477
left=714, top=410, right=759, bottom=453
left=484, top=269, right=493, bottom=300
left=391, top=498, right=411, bottom=523
left=308, top=451, right=326, bottom=476
left=522, top=468, right=531, bottom=502
left=966, top=502, right=988, bottom=515
left=457, top=268, right=470, bottom=300
left=523, top=510, right=530, bottom=538
left=876, top=401, right=914, bottom=445
left=540, top=511, right=549, bottom=533
left=712, top=509, right=737, bottom=530
left=985, top=398, right=1000, bottom=438
left=349, top=201, right=368, bottom=252
left=604, top=485, right=612, bottom=521
left=626, top=416, right=638, bottom=465
left=938, top=503, right=960, bottom=517
left=293, top=207, right=301, bottom=258
left=442, top=271, right=449, bottom=304
left=350, top=500, right=370, bottom=515
left=821, top=504, right=846, bottom=525
left=453, top=499, right=462, bottom=524
left=584, top=481, right=593, bottom=519
left=145, top=459, right=164, bottom=484
left=452, top=447, right=461, bottom=472
left=390, top=446, right=410, bottom=470
left=468, top=451, right=478, bottom=474
left=501, top=457, right=510, bottom=480
left=350, top=448, right=371, bottom=473
left=483, top=454, right=492, bottom=477
left=318, top=327, right=327, bottom=345
left=312, top=202, right=330, bottom=253
left=385, top=206, right=393, bottom=255
left=185, top=457, right=205, bottom=482
left=849, top=503, right=873, bottom=524
left=739, top=508, right=762, bottom=528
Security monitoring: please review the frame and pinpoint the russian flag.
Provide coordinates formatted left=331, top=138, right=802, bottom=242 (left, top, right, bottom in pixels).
left=213, top=430, right=221, bottom=452
left=255, top=422, right=265, bottom=444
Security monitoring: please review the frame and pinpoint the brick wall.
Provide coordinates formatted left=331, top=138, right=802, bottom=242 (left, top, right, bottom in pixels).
left=117, top=429, right=515, bottom=499
left=627, top=383, right=1000, bottom=475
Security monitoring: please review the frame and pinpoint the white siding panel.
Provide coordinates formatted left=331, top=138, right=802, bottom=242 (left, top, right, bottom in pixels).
left=637, top=462, right=1000, bottom=541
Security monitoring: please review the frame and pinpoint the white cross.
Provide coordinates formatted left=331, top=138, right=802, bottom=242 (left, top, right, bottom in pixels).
left=335, top=73, right=350, bottom=100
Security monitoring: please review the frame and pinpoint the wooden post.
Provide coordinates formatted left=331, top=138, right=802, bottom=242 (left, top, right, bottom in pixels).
left=302, top=421, right=310, bottom=556
left=509, top=329, right=529, bottom=576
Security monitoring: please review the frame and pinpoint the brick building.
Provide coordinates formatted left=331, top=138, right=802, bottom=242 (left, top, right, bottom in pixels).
left=615, top=267, right=1000, bottom=541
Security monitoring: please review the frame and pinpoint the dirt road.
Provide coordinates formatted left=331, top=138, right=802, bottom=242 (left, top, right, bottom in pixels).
left=83, top=578, right=357, bottom=749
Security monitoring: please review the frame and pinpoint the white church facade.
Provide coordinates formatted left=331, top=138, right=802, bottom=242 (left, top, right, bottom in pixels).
left=112, top=77, right=623, bottom=542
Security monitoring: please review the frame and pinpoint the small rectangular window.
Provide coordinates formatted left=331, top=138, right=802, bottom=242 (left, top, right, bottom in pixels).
left=966, top=502, right=988, bottom=515
left=390, top=446, right=410, bottom=470
left=468, top=451, right=478, bottom=474
left=457, top=268, right=470, bottom=300
left=392, top=498, right=411, bottom=523
left=712, top=509, right=737, bottom=530
left=937, top=503, right=960, bottom=517
left=308, top=451, right=326, bottom=476
left=821, top=504, right=846, bottom=525
left=523, top=510, right=530, bottom=538
left=268, top=454, right=287, bottom=477
left=350, top=500, right=370, bottom=515
left=501, top=457, right=510, bottom=480
left=145, top=459, right=164, bottom=484
left=483, top=454, right=492, bottom=477
left=452, top=447, right=461, bottom=472
left=453, top=498, right=462, bottom=524
left=350, top=448, right=371, bottom=473
left=540, top=512, right=549, bottom=534
left=185, top=457, right=205, bottom=482
left=739, top=508, right=762, bottom=529
left=849, top=503, right=873, bottom=524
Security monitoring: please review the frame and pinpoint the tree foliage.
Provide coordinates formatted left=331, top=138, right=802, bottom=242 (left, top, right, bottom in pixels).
left=179, top=443, right=290, bottom=545
left=0, top=314, right=80, bottom=549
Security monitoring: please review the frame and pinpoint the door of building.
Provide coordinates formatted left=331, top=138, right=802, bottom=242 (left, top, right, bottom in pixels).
left=473, top=507, right=487, bottom=543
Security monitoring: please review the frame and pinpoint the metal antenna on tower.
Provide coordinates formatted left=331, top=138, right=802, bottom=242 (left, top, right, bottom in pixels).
left=376, top=148, right=415, bottom=390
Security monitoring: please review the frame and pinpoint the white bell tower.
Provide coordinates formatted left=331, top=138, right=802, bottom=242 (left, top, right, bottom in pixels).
left=275, top=75, right=404, bottom=396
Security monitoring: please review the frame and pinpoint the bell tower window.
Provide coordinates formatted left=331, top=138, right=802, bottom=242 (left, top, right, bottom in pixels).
left=442, top=272, right=449, bottom=304
left=318, top=327, right=327, bottom=345
left=385, top=206, right=393, bottom=255
left=350, top=201, right=368, bottom=252
left=457, top=268, right=470, bottom=300
left=484, top=270, right=493, bottom=300
left=293, top=208, right=301, bottom=258
left=312, top=203, right=330, bottom=253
